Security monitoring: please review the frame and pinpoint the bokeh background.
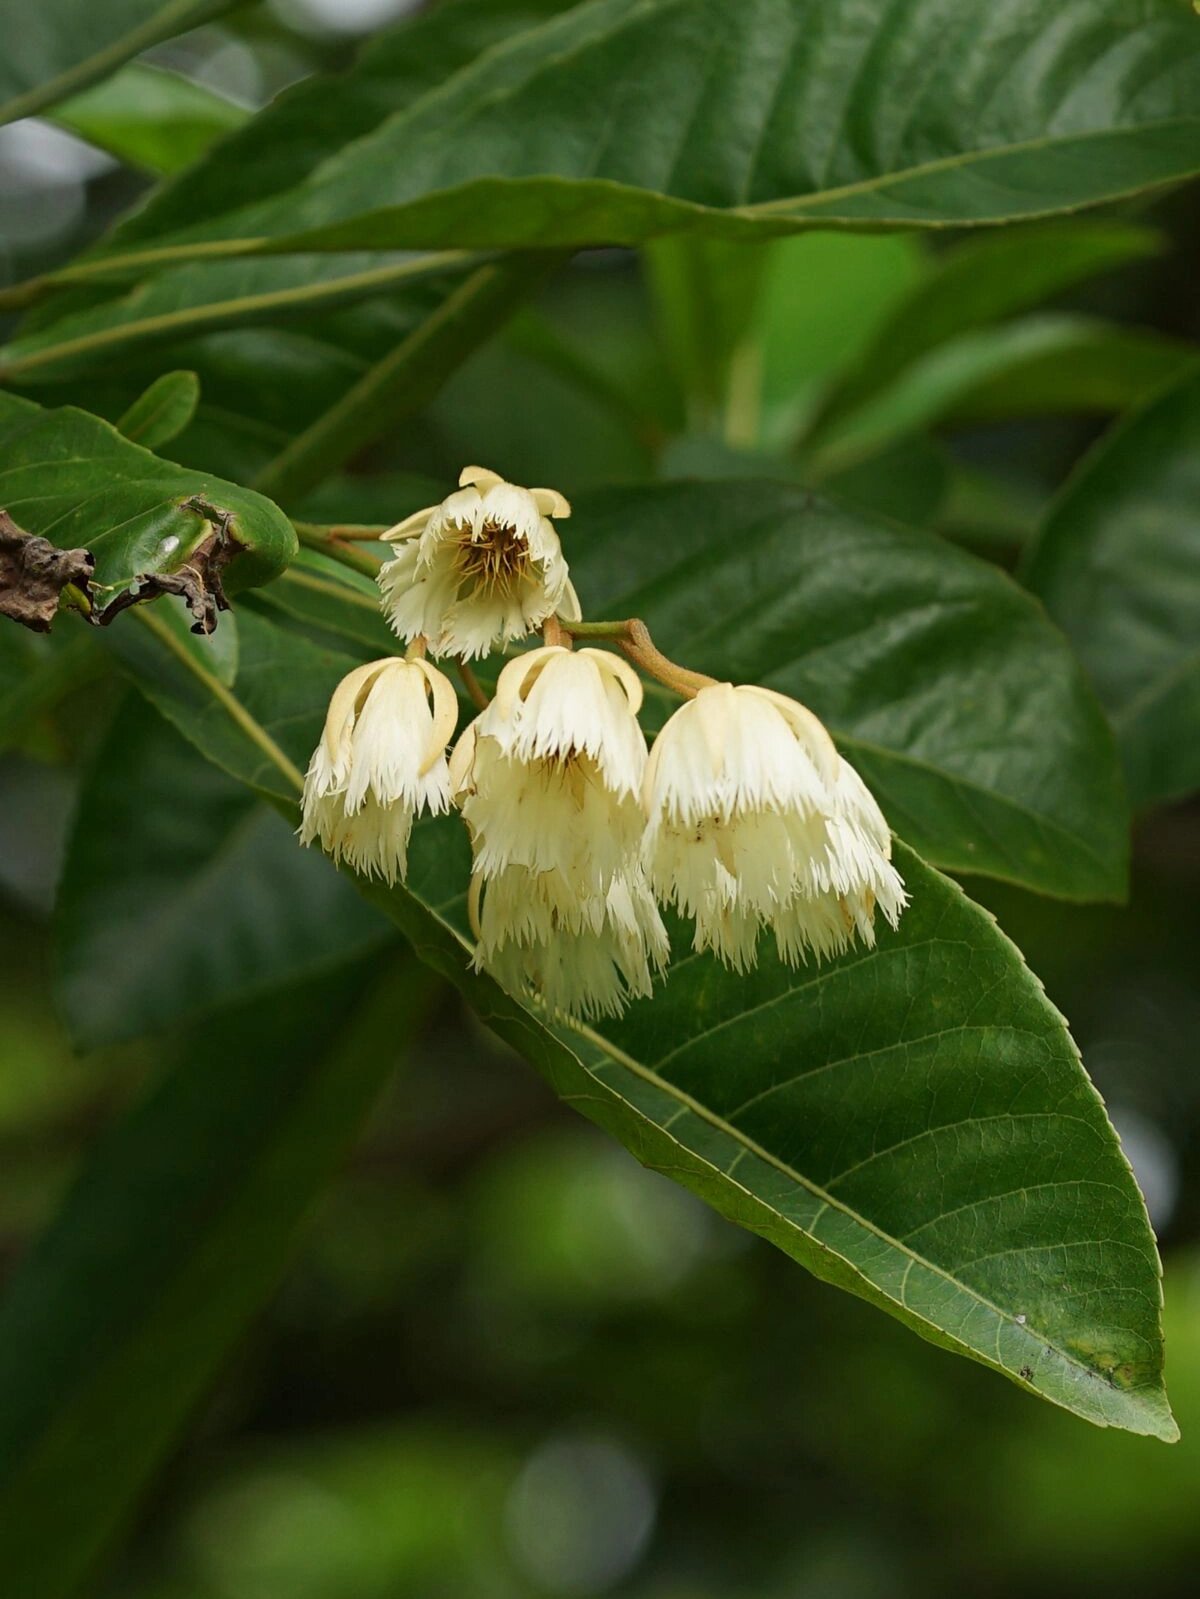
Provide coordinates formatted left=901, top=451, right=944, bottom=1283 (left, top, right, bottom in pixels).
left=4, top=4, right=1200, bottom=1596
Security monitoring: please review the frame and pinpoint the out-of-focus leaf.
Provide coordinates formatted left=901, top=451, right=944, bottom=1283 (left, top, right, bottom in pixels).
left=50, top=63, right=248, bottom=175
left=0, top=0, right=234, bottom=126
left=60, top=0, right=1200, bottom=279
left=1023, top=362, right=1200, bottom=807
left=946, top=322, right=1196, bottom=427
left=0, top=628, right=105, bottom=750
left=0, top=956, right=430, bottom=1599
left=55, top=698, right=393, bottom=1047
left=571, top=481, right=1129, bottom=901
left=0, top=392, right=295, bottom=597
left=808, top=222, right=1164, bottom=443
left=115, top=369, right=199, bottom=449
left=810, top=316, right=1195, bottom=471
left=755, top=232, right=928, bottom=447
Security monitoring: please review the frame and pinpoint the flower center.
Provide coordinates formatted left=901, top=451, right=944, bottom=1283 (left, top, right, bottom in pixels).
left=453, top=518, right=531, bottom=592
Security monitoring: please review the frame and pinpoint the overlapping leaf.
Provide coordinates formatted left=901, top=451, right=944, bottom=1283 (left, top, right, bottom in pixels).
left=1023, top=363, right=1200, bottom=807
left=103, top=601, right=1174, bottom=1439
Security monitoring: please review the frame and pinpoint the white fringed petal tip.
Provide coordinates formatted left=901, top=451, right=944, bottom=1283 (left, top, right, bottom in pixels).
left=299, top=656, right=458, bottom=885
left=644, top=682, right=906, bottom=969
left=377, top=466, right=576, bottom=660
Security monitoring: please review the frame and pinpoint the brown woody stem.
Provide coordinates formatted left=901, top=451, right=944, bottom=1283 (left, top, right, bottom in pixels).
left=561, top=617, right=717, bottom=699
left=293, top=522, right=383, bottom=579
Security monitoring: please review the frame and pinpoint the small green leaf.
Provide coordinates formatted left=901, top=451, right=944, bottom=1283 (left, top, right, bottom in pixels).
left=0, top=957, right=431, bottom=1599
left=55, top=697, right=394, bottom=1048
left=51, top=62, right=249, bottom=176
left=1023, top=362, right=1200, bottom=807
left=0, top=391, right=296, bottom=598
left=115, top=369, right=199, bottom=449
left=0, top=0, right=236, bottom=126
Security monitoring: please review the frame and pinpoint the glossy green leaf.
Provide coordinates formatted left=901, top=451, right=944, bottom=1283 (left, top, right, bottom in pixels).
left=115, top=368, right=199, bottom=448
left=0, top=956, right=430, bottom=1599
left=0, top=391, right=296, bottom=597
left=51, top=63, right=249, bottom=175
left=806, top=222, right=1164, bottom=445
left=0, top=0, right=235, bottom=126
left=55, top=697, right=393, bottom=1048
left=1023, top=363, right=1200, bottom=807
left=71, top=0, right=1200, bottom=273
left=568, top=481, right=1129, bottom=901
left=105, top=607, right=1173, bottom=1438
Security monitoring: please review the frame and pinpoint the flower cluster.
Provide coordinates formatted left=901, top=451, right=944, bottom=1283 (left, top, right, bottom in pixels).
left=301, top=468, right=906, bottom=1019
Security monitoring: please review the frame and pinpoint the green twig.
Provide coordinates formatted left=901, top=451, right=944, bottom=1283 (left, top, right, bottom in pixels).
left=293, top=522, right=383, bottom=579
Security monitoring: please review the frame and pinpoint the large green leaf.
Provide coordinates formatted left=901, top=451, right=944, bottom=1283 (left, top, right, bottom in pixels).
left=103, top=606, right=1174, bottom=1439
left=0, top=0, right=235, bottom=126
left=1023, top=363, right=1200, bottom=807
left=568, top=481, right=1129, bottom=901
left=0, top=391, right=295, bottom=597
left=0, top=957, right=430, bottom=1599
left=55, top=697, right=393, bottom=1048
left=67, top=0, right=1200, bottom=274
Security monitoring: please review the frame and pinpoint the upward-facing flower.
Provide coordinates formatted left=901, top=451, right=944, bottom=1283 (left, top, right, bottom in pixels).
left=450, top=645, right=667, bottom=1017
left=377, top=466, right=579, bottom=659
left=300, top=656, right=457, bottom=884
left=643, top=683, right=905, bottom=970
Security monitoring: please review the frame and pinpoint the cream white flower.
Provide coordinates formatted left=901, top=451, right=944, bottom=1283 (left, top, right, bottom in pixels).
left=449, top=645, right=648, bottom=894
left=643, top=682, right=906, bottom=969
left=450, top=644, right=667, bottom=1017
left=469, top=863, right=669, bottom=1021
left=299, top=656, right=457, bottom=884
left=377, top=465, right=579, bottom=659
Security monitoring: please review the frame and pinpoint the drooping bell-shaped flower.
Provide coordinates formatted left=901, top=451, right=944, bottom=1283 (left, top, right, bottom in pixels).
left=299, top=656, right=457, bottom=884
left=643, top=682, right=905, bottom=969
left=450, top=644, right=667, bottom=1017
left=450, top=645, right=648, bottom=894
left=377, top=466, right=579, bottom=659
